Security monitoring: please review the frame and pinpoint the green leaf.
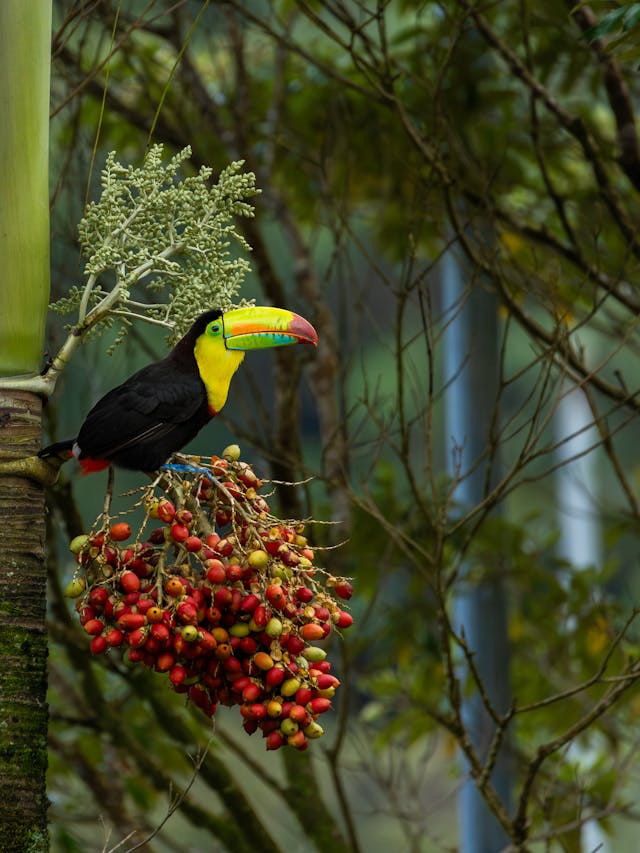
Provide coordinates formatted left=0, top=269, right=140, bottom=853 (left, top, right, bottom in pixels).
left=583, top=5, right=640, bottom=41
left=622, top=3, right=640, bottom=30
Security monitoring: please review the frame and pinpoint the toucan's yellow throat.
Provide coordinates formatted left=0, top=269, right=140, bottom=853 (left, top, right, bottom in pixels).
left=194, top=334, right=244, bottom=415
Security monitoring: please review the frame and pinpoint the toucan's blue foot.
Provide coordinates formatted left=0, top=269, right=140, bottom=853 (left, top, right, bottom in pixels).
left=160, top=462, right=215, bottom=482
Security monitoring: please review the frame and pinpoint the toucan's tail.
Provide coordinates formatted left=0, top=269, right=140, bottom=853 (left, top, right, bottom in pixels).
left=38, top=439, right=75, bottom=461
left=38, top=440, right=110, bottom=474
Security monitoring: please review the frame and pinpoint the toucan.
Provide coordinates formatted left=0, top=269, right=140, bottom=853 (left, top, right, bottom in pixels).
left=39, top=306, right=318, bottom=473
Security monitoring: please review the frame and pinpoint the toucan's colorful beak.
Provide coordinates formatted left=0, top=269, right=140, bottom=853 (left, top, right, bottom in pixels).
left=222, top=306, right=318, bottom=351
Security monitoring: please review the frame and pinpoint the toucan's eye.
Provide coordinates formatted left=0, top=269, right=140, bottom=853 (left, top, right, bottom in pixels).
left=208, top=323, right=221, bottom=335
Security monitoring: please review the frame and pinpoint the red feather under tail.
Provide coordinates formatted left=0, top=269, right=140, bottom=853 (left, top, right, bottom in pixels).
left=79, top=457, right=110, bottom=474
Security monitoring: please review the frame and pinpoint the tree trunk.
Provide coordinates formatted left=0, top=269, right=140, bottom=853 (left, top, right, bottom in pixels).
left=0, top=3, right=51, bottom=843
left=0, top=390, right=48, bottom=852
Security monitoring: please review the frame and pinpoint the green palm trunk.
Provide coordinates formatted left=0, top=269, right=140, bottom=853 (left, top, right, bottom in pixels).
left=0, top=2, right=52, bottom=849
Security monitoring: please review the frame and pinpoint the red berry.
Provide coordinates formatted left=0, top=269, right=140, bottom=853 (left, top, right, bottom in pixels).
left=127, top=627, right=147, bottom=648
left=157, top=499, right=176, bottom=523
left=225, top=563, right=243, bottom=582
left=88, top=587, right=108, bottom=609
left=184, top=535, right=202, bottom=553
left=90, top=635, right=107, bottom=655
left=205, top=532, right=221, bottom=549
left=334, top=610, right=354, bottom=629
left=78, top=605, right=96, bottom=625
left=129, top=558, right=152, bottom=578
left=248, top=703, right=267, bottom=721
left=264, top=538, right=282, bottom=556
left=214, top=587, right=233, bottom=610
left=191, top=588, right=207, bottom=607
left=334, top=581, right=353, bottom=600
left=197, top=630, right=217, bottom=652
left=231, top=676, right=251, bottom=694
left=116, top=612, right=146, bottom=632
left=215, top=538, right=234, bottom=557
left=240, top=594, right=260, bottom=613
left=156, top=652, right=175, bottom=672
left=266, top=584, right=287, bottom=609
left=242, top=682, right=262, bottom=703
left=280, top=702, right=294, bottom=719
left=239, top=637, right=257, bottom=656
left=286, top=636, right=306, bottom=655
left=89, top=532, right=105, bottom=549
left=150, top=623, right=170, bottom=643
left=171, top=523, right=190, bottom=543
left=83, top=619, right=104, bottom=636
left=309, top=697, right=332, bottom=715
left=287, top=730, right=308, bottom=750
left=206, top=606, right=222, bottom=624
left=265, top=731, right=285, bottom=750
left=176, top=602, right=198, bottom=624
left=295, top=587, right=314, bottom=603
left=316, top=674, right=340, bottom=690
left=205, top=559, right=226, bottom=584
left=289, top=705, right=310, bottom=726
left=105, top=629, right=124, bottom=647
left=169, top=665, right=187, bottom=686
left=120, top=571, right=141, bottom=593
left=295, top=687, right=314, bottom=706
left=144, top=637, right=161, bottom=655
left=265, top=667, right=285, bottom=688
left=250, top=605, right=269, bottom=628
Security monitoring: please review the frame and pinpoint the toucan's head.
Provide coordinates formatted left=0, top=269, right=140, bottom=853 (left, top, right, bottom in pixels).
left=191, top=306, right=318, bottom=414
left=204, top=305, right=318, bottom=350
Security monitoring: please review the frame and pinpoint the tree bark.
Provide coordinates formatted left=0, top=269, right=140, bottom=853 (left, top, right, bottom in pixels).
left=0, top=390, right=48, bottom=852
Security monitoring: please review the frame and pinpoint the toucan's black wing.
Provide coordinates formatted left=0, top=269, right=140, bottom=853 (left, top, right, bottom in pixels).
left=76, top=359, right=209, bottom=465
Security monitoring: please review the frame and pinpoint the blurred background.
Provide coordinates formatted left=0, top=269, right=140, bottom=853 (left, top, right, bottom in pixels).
left=45, top=2, right=640, bottom=850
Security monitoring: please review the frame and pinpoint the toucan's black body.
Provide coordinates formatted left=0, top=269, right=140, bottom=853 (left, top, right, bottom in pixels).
left=78, top=313, right=213, bottom=469
left=41, top=312, right=216, bottom=472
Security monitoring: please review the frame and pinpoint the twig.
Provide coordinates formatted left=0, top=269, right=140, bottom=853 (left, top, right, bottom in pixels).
left=118, top=737, right=215, bottom=853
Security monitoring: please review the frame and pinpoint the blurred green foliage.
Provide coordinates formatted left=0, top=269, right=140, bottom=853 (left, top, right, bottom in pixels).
left=44, top=1, right=640, bottom=850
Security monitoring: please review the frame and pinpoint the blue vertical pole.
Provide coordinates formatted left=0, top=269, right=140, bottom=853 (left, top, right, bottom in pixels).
left=554, top=382, right=602, bottom=571
left=443, top=254, right=511, bottom=852
left=554, top=382, right=607, bottom=853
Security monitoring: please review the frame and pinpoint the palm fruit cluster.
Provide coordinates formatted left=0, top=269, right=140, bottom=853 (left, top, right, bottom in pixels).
left=65, top=447, right=353, bottom=751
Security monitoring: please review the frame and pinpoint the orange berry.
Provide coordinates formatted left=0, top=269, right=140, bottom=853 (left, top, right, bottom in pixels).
left=165, top=577, right=184, bottom=597
left=109, top=522, right=131, bottom=542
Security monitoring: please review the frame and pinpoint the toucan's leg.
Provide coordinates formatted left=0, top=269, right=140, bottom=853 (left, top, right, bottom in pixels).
left=103, top=465, right=115, bottom=517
